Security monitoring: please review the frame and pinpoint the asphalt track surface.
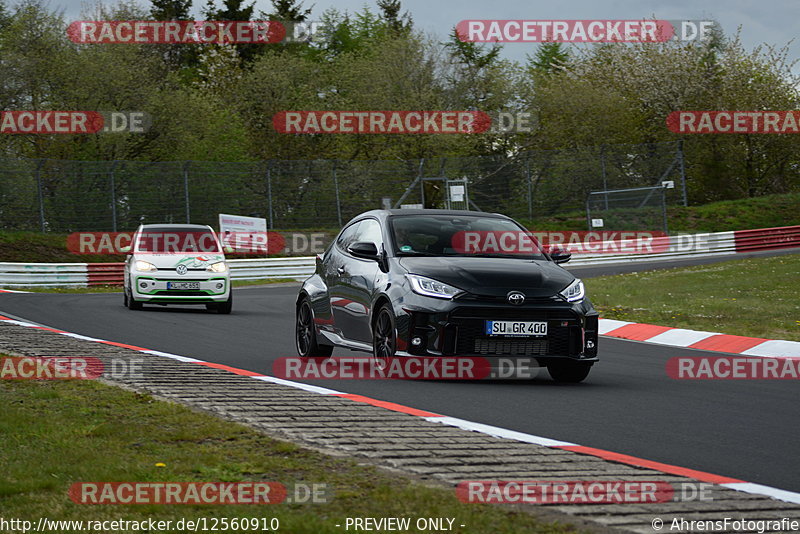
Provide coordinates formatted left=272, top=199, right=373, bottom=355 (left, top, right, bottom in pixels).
left=2, top=250, right=799, bottom=494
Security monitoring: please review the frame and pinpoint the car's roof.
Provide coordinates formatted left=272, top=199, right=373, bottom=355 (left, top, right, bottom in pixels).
left=355, top=209, right=510, bottom=220
left=138, top=223, right=213, bottom=231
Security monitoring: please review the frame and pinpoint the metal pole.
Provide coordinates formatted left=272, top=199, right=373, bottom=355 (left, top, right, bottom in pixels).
left=661, top=187, right=669, bottom=234
left=678, top=140, right=688, bottom=207
left=183, top=161, right=191, bottom=223
left=525, top=156, right=533, bottom=220
left=601, top=145, right=608, bottom=210
left=332, top=161, right=342, bottom=226
left=585, top=197, right=592, bottom=232
left=110, top=160, right=119, bottom=232
left=35, top=159, right=46, bottom=232
left=266, top=161, right=273, bottom=230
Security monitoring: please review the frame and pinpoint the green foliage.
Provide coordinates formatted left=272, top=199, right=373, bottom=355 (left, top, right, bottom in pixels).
left=0, top=0, right=797, bottom=209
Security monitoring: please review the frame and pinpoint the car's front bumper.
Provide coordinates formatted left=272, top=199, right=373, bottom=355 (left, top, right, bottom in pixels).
left=392, top=294, right=598, bottom=363
left=131, top=274, right=230, bottom=303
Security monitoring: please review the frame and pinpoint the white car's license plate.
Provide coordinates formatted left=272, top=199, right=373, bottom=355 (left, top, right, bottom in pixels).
left=485, top=320, right=547, bottom=337
left=167, top=281, right=200, bottom=290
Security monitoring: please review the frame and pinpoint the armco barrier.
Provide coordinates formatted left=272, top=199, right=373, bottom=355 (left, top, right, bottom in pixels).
left=0, top=257, right=317, bottom=288
left=0, top=226, right=797, bottom=288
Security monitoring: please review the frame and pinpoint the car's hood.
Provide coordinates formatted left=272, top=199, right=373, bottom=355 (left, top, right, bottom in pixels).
left=133, top=253, right=225, bottom=269
left=398, top=256, right=574, bottom=298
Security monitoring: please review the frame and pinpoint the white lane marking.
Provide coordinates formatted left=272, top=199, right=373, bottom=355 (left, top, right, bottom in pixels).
left=597, top=319, right=633, bottom=334
left=741, top=340, right=800, bottom=358
left=61, top=332, right=103, bottom=342
left=252, top=375, right=345, bottom=395
left=645, top=328, right=720, bottom=347
left=140, top=349, right=203, bottom=363
left=423, top=415, right=577, bottom=447
left=721, top=482, right=800, bottom=505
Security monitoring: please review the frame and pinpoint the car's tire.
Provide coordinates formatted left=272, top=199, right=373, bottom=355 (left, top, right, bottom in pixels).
left=372, top=304, right=396, bottom=368
left=216, top=292, right=233, bottom=314
left=123, top=286, right=129, bottom=307
left=547, top=361, right=592, bottom=383
left=295, top=298, right=333, bottom=358
left=126, top=286, right=143, bottom=310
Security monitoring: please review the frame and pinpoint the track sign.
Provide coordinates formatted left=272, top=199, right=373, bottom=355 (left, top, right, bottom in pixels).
left=591, top=219, right=604, bottom=228
left=219, top=213, right=268, bottom=253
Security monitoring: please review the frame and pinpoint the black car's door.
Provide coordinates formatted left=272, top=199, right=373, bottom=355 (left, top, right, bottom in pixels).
left=329, top=218, right=383, bottom=343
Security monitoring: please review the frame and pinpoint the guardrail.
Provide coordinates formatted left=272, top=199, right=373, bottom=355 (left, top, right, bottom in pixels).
left=0, top=257, right=317, bottom=288
left=0, top=225, right=797, bottom=288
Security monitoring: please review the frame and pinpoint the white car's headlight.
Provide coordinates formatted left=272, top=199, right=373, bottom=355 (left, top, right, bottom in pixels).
left=406, top=274, right=463, bottom=299
left=560, top=278, right=585, bottom=302
left=135, top=260, right=157, bottom=272
left=206, top=261, right=227, bottom=273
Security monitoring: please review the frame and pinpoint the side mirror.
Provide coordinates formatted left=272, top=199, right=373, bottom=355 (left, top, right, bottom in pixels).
left=548, top=246, right=571, bottom=264
left=119, top=245, right=131, bottom=254
left=347, top=241, right=380, bottom=260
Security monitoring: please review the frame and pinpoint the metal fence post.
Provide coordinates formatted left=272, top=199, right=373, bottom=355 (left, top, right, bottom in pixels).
left=265, top=161, right=274, bottom=229
left=109, top=160, right=119, bottom=232
left=601, top=144, right=608, bottom=210
left=525, top=156, right=533, bottom=220
left=678, top=140, right=688, bottom=206
left=183, top=161, right=191, bottom=223
left=35, top=159, right=46, bottom=232
left=332, top=161, right=342, bottom=227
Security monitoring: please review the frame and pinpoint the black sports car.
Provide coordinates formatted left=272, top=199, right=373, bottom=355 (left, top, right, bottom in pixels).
left=295, top=209, right=599, bottom=382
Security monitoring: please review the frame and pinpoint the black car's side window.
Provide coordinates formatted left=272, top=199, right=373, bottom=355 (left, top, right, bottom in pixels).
left=336, top=221, right=362, bottom=252
left=354, top=219, right=383, bottom=250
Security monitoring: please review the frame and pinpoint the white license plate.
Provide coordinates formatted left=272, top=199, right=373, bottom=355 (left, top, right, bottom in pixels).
left=485, top=320, right=547, bottom=337
left=167, top=281, right=200, bottom=290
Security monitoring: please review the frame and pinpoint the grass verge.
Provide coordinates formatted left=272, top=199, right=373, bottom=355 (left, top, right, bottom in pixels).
left=0, top=378, right=583, bottom=534
left=587, top=253, right=800, bottom=341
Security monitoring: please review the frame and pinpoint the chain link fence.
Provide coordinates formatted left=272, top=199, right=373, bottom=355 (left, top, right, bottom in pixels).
left=0, top=141, right=686, bottom=232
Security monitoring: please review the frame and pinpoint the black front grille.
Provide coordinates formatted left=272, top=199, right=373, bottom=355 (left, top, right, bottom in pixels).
left=473, top=338, right=549, bottom=356
left=448, top=307, right=579, bottom=356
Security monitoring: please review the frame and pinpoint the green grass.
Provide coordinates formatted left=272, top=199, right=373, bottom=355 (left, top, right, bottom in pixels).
left=587, top=253, right=800, bottom=341
left=0, top=379, right=583, bottom=534
left=519, top=192, right=800, bottom=232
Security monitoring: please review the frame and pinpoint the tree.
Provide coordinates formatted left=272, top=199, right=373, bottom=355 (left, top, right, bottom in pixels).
left=204, top=0, right=261, bottom=63
left=149, top=0, right=196, bottom=71
left=150, top=0, right=191, bottom=20
left=268, top=0, right=311, bottom=22
left=376, top=0, right=411, bottom=35
left=527, top=42, right=569, bottom=74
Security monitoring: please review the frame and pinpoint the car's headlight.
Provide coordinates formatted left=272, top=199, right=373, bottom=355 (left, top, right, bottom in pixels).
left=134, top=260, right=157, bottom=272
left=406, top=274, right=463, bottom=299
left=206, top=261, right=227, bottom=273
left=560, top=278, right=585, bottom=302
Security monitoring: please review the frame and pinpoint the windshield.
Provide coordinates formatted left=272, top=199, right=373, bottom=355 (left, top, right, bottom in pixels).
left=135, top=229, right=222, bottom=254
left=389, top=215, right=546, bottom=259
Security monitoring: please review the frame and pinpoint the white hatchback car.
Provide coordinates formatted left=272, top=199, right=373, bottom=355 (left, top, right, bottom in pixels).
left=123, top=224, right=232, bottom=313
